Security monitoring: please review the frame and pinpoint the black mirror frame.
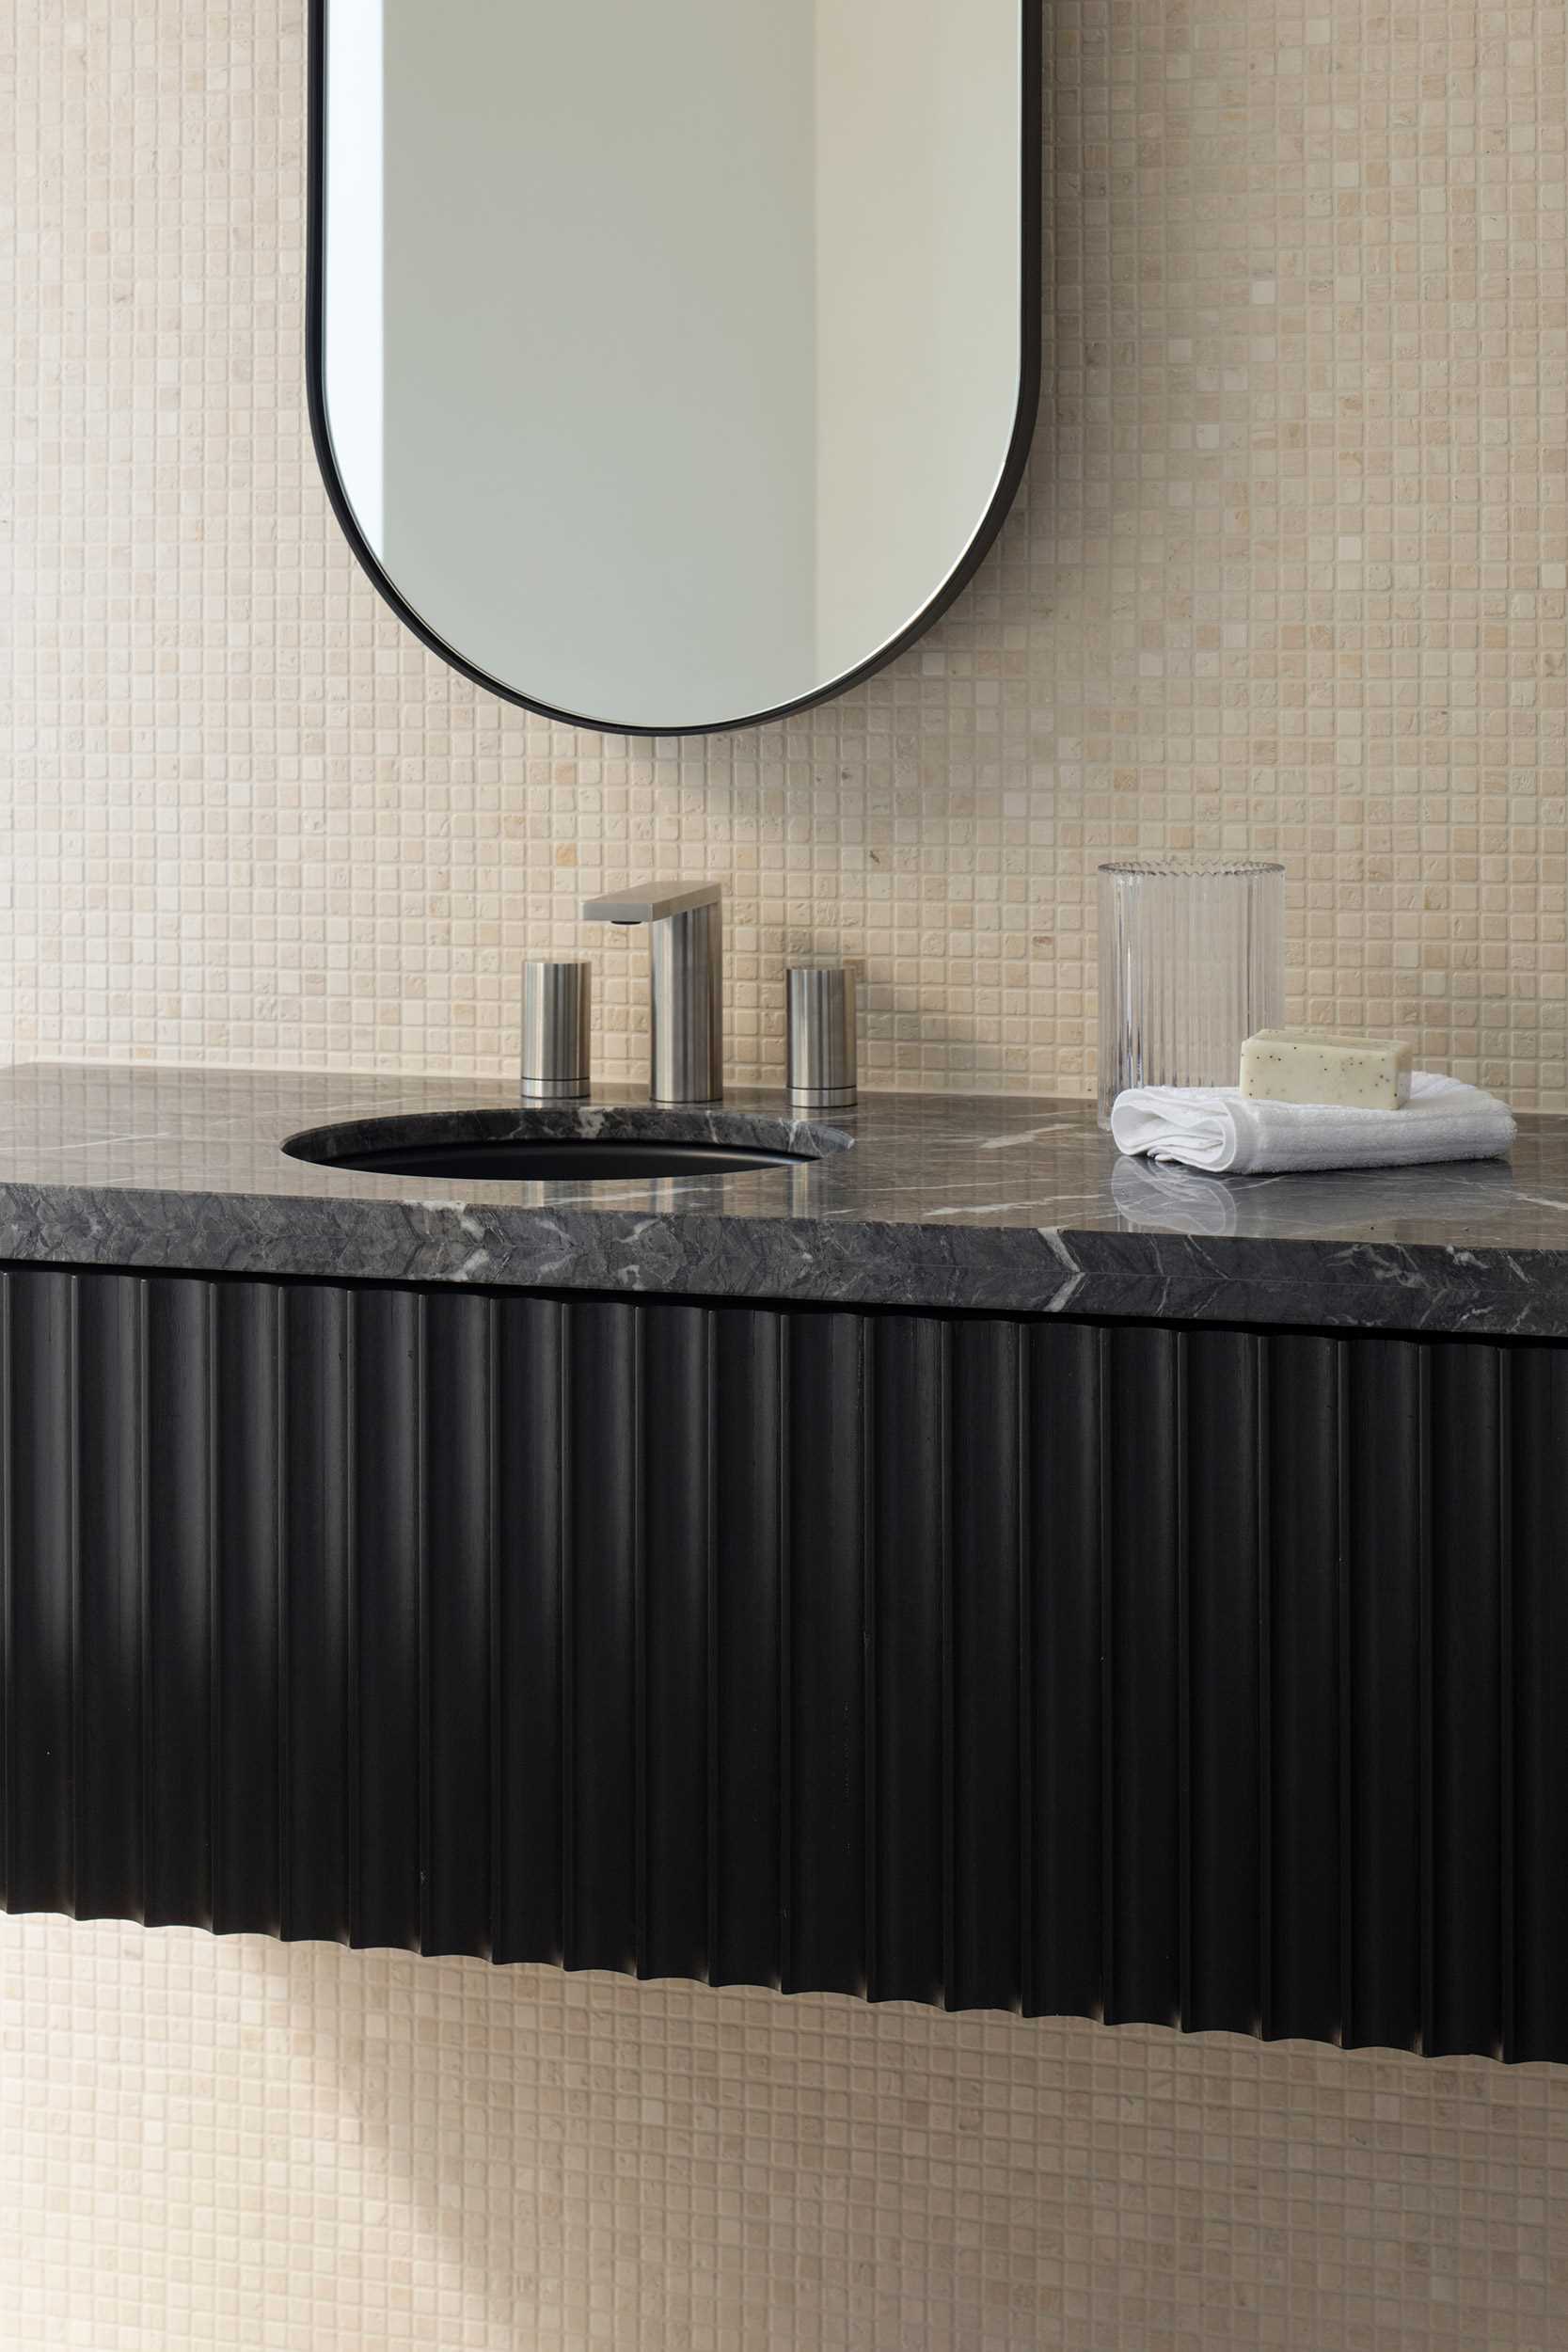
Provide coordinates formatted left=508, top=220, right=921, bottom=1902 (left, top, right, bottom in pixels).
left=305, top=0, right=1042, bottom=739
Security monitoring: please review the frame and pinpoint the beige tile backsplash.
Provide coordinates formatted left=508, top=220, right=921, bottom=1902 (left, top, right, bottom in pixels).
left=1, top=0, right=1565, bottom=2346
left=6, top=0, right=1565, bottom=1105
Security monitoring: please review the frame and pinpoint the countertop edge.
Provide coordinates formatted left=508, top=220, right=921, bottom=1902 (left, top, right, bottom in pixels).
left=2, top=1180, right=1566, bottom=1340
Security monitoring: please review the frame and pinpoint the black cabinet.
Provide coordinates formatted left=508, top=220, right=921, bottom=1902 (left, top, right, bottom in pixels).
left=1, top=1264, right=1560, bottom=2060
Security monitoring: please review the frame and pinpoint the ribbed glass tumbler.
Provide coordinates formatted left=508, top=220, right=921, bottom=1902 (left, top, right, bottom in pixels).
left=1097, top=858, right=1285, bottom=1127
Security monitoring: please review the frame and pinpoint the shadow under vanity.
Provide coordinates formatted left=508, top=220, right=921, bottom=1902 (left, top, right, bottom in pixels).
left=0, top=1060, right=1564, bottom=2064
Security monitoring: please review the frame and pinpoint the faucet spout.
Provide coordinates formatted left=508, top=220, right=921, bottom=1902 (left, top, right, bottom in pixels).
left=581, top=878, right=724, bottom=1104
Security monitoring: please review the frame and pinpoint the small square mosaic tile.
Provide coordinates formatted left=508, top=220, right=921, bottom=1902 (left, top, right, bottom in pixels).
left=0, top=1917, right=1565, bottom=2352
left=1, top=0, right=1563, bottom=1106
left=1, top=0, right=1567, bottom=2345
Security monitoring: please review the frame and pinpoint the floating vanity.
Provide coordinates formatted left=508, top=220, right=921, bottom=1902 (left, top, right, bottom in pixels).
left=1, top=1061, right=1565, bottom=2062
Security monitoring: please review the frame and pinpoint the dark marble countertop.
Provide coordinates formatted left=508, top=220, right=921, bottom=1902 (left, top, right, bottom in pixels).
left=0, top=1060, right=1565, bottom=1337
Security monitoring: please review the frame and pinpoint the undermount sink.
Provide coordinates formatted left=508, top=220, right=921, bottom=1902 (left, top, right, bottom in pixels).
left=301, top=1137, right=807, bottom=1182
left=282, top=1104, right=854, bottom=1184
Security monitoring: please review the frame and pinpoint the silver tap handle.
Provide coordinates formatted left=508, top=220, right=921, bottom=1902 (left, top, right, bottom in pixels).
left=519, top=961, right=592, bottom=1101
left=787, top=967, right=857, bottom=1110
left=580, top=879, right=722, bottom=926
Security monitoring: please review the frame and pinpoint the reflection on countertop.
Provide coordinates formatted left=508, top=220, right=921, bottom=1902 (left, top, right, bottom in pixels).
left=0, top=1060, right=1566, bottom=1338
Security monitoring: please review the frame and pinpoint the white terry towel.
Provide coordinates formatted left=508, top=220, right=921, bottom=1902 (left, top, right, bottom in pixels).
left=1110, top=1071, right=1515, bottom=1176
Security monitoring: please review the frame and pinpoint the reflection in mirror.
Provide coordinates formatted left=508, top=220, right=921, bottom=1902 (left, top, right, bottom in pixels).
left=311, top=2, right=1037, bottom=735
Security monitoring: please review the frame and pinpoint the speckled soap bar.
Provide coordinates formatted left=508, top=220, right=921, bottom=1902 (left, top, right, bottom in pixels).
left=1240, top=1027, right=1414, bottom=1109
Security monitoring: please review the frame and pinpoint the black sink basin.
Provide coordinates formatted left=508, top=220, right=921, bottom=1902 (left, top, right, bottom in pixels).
left=282, top=1105, right=852, bottom=1185
left=303, top=1137, right=809, bottom=1182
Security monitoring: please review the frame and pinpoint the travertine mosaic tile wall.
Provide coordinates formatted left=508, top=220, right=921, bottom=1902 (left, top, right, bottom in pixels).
left=4, top=0, right=1565, bottom=1104
left=2, top=3, right=1566, bottom=2351
left=2, top=1917, right=1563, bottom=2352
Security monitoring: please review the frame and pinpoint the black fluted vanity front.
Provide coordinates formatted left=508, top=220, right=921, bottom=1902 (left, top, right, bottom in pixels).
left=0, top=1061, right=1564, bottom=2061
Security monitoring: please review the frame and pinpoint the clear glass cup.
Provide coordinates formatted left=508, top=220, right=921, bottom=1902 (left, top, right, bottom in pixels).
left=1097, top=858, right=1285, bottom=1127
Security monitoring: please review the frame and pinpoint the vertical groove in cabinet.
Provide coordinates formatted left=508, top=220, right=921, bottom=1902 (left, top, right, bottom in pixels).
left=1255, top=1341, right=1274, bottom=2039
left=204, top=1283, right=220, bottom=1941
left=1342, top=1339, right=1422, bottom=2052
left=68, top=1279, right=83, bottom=1926
left=1263, top=1336, right=1341, bottom=2044
left=351, top=1288, right=421, bottom=1953
left=632, top=1309, right=648, bottom=1982
left=1015, top=1337, right=1035, bottom=2017
left=485, top=1307, right=500, bottom=1969
left=949, top=1320, right=1022, bottom=2013
left=412, top=1293, right=430, bottom=1957
left=210, top=1283, right=281, bottom=1936
left=703, top=1318, right=719, bottom=1981
left=776, top=1315, right=793, bottom=1994
left=640, top=1305, right=709, bottom=1984
left=344, top=1301, right=361, bottom=1957
left=1418, top=1351, right=1435, bottom=2057
left=72, top=1278, right=146, bottom=1925
left=1103, top=1325, right=1181, bottom=2026
left=565, top=1302, right=639, bottom=1974
left=1175, top=1330, right=1192, bottom=2032
left=345, top=1300, right=360, bottom=1949
left=62, top=1274, right=83, bottom=1926
left=6, top=1273, right=76, bottom=1918
left=0, top=1274, right=8, bottom=1917
left=492, top=1297, right=566, bottom=1966
left=784, top=1312, right=866, bottom=1997
left=866, top=1315, right=944, bottom=2007
left=558, top=1304, right=577, bottom=1975
left=143, top=1279, right=214, bottom=1930
left=860, top=1315, right=878, bottom=2005
left=1185, top=1330, right=1263, bottom=2037
left=1026, top=1323, right=1103, bottom=2023
left=1336, top=1341, right=1358, bottom=2048
left=628, top=1303, right=646, bottom=1978
left=278, top=1284, right=351, bottom=1944
left=1508, top=1346, right=1568, bottom=2060
left=709, top=1310, right=784, bottom=1992
left=938, top=1322, right=955, bottom=2009
left=1097, top=1326, right=1115, bottom=2023
left=487, top=1306, right=501, bottom=1965
left=273, top=1290, right=289, bottom=1946
left=420, top=1292, right=497, bottom=1957
left=1427, top=1343, right=1503, bottom=2058
left=420, top=1291, right=495, bottom=1958
left=1497, top=1354, right=1516, bottom=2063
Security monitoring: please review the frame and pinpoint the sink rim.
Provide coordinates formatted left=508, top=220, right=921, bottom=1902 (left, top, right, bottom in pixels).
left=281, top=1101, right=858, bottom=1184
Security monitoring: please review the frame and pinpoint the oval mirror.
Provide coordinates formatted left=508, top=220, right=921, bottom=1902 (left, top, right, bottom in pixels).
left=309, top=3, right=1039, bottom=737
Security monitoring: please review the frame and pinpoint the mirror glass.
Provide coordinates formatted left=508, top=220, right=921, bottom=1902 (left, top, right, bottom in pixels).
left=312, top=2, right=1036, bottom=735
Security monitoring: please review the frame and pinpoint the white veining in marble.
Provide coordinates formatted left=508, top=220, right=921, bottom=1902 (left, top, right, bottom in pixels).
left=1, top=1060, right=1567, bottom=1338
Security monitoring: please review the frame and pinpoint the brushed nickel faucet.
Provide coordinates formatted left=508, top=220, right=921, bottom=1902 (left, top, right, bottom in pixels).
left=580, top=879, right=723, bottom=1104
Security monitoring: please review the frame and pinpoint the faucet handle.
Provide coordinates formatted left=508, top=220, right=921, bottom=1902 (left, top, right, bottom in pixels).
left=581, top=878, right=723, bottom=926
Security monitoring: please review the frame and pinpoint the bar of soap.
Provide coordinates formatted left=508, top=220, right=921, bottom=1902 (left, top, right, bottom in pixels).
left=1239, top=1027, right=1413, bottom=1109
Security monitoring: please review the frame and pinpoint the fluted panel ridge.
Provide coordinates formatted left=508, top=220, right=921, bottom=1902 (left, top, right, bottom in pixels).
left=0, top=1266, right=1560, bottom=2061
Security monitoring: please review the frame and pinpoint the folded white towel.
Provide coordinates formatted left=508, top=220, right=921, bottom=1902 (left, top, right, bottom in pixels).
left=1110, top=1071, right=1515, bottom=1176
